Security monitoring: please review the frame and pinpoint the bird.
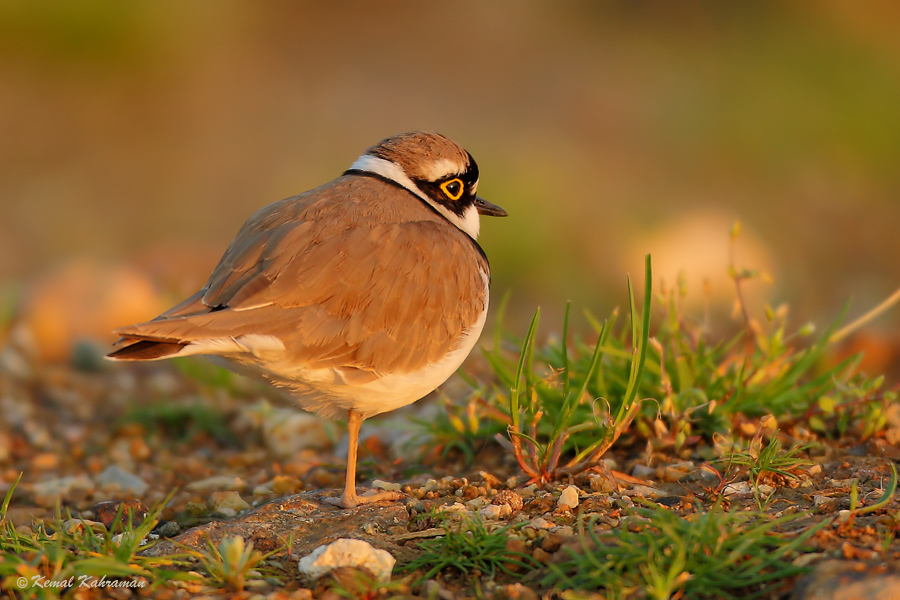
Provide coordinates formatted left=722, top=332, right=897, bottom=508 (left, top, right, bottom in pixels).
left=107, top=132, right=507, bottom=508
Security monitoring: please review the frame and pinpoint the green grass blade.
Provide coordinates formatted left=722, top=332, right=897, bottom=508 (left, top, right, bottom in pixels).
left=510, top=308, right=540, bottom=430
left=562, top=301, right=571, bottom=400
left=619, top=254, right=652, bottom=422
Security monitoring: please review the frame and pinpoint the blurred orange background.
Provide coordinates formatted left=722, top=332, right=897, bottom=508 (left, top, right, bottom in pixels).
left=2, top=1, right=900, bottom=362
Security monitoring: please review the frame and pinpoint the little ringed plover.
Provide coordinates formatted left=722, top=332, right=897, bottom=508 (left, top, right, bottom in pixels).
left=108, top=131, right=507, bottom=508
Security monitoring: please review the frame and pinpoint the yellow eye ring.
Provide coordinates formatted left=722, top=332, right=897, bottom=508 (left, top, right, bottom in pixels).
left=440, top=178, right=464, bottom=201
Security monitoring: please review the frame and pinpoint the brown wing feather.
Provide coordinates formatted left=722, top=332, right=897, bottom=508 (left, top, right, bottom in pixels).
left=112, top=176, right=488, bottom=376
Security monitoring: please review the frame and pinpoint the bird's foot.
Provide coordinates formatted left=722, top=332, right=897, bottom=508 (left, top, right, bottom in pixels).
left=324, top=490, right=405, bottom=509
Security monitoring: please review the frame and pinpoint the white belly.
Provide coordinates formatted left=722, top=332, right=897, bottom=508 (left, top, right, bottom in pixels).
left=279, top=302, right=488, bottom=419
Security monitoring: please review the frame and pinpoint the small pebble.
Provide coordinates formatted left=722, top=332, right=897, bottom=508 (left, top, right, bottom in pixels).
left=480, top=504, right=511, bottom=520
left=153, top=520, right=181, bottom=537
left=589, top=474, right=617, bottom=493
left=31, top=452, right=59, bottom=470
left=541, top=532, right=564, bottom=552
left=96, top=465, right=149, bottom=495
left=722, top=481, right=751, bottom=496
left=528, top=517, right=554, bottom=530
left=558, top=485, right=579, bottom=509
left=186, top=475, right=246, bottom=493
left=493, top=489, right=524, bottom=512
left=436, top=502, right=468, bottom=513
left=552, top=525, right=574, bottom=537
left=209, top=490, right=250, bottom=516
left=423, top=579, right=455, bottom=600
left=465, top=497, right=489, bottom=511
left=93, top=499, right=149, bottom=529
left=298, top=538, right=395, bottom=583
left=615, top=496, right=634, bottom=509
left=632, top=464, right=655, bottom=479
left=372, top=479, right=401, bottom=492
left=32, top=475, right=94, bottom=501
left=272, top=475, right=302, bottom=495
left=532, top=547, right=552, bottom=563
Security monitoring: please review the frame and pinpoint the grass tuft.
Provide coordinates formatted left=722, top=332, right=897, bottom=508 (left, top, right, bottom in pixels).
left=402, top=513, right=535, bottom=582
left=544, top=503, right=825, bottom=600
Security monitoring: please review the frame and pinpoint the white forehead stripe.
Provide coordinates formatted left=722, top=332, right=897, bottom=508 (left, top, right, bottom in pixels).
left=349, top=154, right=481, bottom=240
left=420, top=157, right=464, bottom=181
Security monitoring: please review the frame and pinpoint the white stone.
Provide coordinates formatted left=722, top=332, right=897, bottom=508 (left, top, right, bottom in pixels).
left=298, top=538, right=395, bottom=582
left=465, top=498, right=489, bottom=511
left=436, top=502, right=468, bottom=514
left=722, top=481, right=751, bottom=496
left=372, top=480, right=401, bottom=492
left=209, top=491, right=250, bottom=516
left=479, top=504, right=511, bottom=520
left=96, top=465, right=149, bottom=495
left=260, top=408, right=330, bottom=457
left=32, top=475, right=93, bottom=499
left=520, top=484, right=538, bottom=498
left=186, top=475, right=246, bottom=493
left=253, top=482, right=274, bottom=496
left=558, top=485, right=580, bottom=508
left=631, top=464, right=655, bottom=479
left=528, top=517, right=554, bottom=529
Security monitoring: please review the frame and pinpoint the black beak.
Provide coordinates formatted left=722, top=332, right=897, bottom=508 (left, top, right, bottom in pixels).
left=475, top=196, right=508, bottom=217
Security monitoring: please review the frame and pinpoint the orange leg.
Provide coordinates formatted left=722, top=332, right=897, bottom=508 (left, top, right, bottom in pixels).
left=324, top=408, right=404, bottom=508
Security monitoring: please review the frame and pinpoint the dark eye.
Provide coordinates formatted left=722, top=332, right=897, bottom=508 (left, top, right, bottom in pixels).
left=440, top=178, right=464, bottom=201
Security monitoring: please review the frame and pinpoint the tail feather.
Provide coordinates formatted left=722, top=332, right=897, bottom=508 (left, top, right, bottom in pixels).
left=107, top=339, right=187, bottom=361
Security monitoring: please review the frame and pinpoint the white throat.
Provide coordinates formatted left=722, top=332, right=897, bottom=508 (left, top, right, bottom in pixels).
left=349, top=154, right=481, bottom=239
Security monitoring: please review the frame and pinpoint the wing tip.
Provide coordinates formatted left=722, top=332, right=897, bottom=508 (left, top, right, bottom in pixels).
left=106, top=339, right=187, bottom=361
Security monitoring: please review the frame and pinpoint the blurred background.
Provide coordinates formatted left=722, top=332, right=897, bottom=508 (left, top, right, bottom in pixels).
left=2, top=1, right=900, bottom=364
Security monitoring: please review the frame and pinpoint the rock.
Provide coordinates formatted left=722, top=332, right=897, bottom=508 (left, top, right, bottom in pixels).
left=142, top=490, right=412, bottom=564
left=96, top=465, right=149, bottom=495
left=541, top=532, right=564, bottom=552
left=298, top=538, right=395, bottom=583
left=3, top=506, right=47, bottom=526
left=32, top=475, right=93, bottom=500
left=209, top=491, right=250, bottom=517
left=93, top=499, right=149, bottom=530
left=465, top=498, right=489, bottom=511
left=259, top=407, right=330, bottom=457
left=372, top=480, right=401, bottom=492
left=558, top=485, right=579, bottom=509
left=520, top=484, right=538, bottom=498
left=436, top=502, right=468, bottom=514
left=423, top=579, right=456, bottom=600
left=814, top=495, right=839, bottom=513
left=480, top=504, right=511, bottom=520
left=496, top=582, right=540, bottom=600
left=532, top=547, right=552, bottom=563
left=153, top=520, right=181, bottom=538
left=589, top=473, right=617, bottom=493
left=528, top=517, right=554, bottom=530
left=632, top=464, right=655, bottom=479
left=722, top=481, right=751, bottom=496
left=630, top=485, right=662, bottom=499
left=792, top=560, right=900, bottom=600
left=186, top=475, right=246, bottom=493
left=271, top=475, right=302, bottom=496
left=493, top=489, right=524, bottom=512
